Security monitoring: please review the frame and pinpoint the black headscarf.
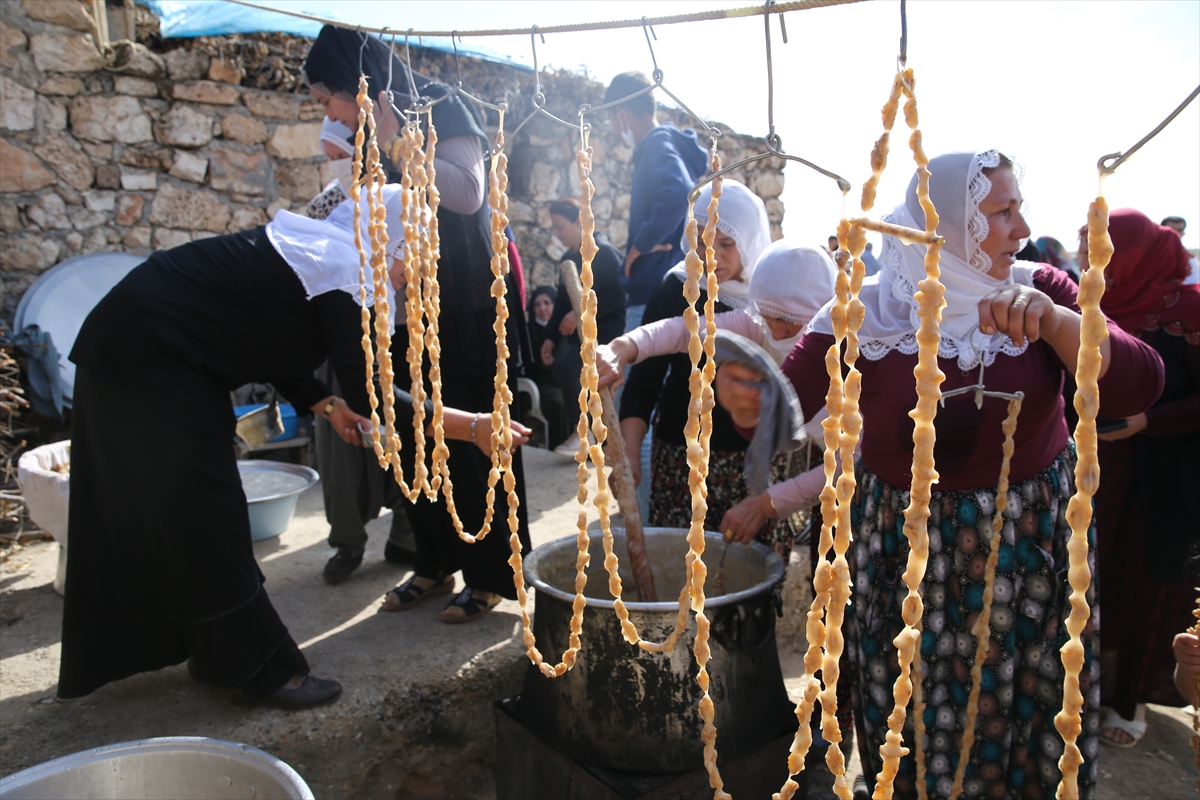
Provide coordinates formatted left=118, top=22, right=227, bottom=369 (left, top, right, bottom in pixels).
left=302, top=25, right=486, bottom=147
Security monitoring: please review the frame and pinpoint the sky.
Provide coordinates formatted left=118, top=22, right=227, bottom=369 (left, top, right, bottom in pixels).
left=171, top=0, right=1200, bottom=253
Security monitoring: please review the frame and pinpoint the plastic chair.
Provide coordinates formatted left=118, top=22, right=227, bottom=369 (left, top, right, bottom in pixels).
left=516, top=377, right=550, bottom=449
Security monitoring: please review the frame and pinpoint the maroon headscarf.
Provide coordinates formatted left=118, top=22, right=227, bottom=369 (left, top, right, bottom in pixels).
left=1092, top=208, right=1198, bottom=341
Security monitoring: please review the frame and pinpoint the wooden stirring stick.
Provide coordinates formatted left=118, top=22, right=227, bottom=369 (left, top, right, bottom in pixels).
left=559, top=261, right=658, bottom=602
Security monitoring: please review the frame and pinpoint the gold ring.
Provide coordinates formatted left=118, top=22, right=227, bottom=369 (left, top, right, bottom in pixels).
left=1012, top=295, right=1029, bottom=309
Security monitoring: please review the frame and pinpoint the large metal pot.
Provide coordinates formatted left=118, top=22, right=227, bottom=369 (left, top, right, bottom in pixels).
left=520, top=528, right=795, bottom=773
left=0, top=737, right=313, bottom=799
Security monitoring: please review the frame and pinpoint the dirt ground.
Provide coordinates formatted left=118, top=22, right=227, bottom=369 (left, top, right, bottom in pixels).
left=1, top=445, right=1197, bottom=798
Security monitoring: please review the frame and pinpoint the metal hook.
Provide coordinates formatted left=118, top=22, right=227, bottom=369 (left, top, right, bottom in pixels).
left=530, top=25, right=545, bottom=108
left=899, top=0, right=908, bottom=65
left=939, top=324, right=1025, bottom=409
left=641, top=18, right=662, bottom=83
left=450, top=31, right=463, bottom=90
left=383, top=29, right=396, bottom=98
left=356, top=27, right=368, bottom=75
left=402, top=29, right=421, bottom=115
left=763, top=0, right=775, bottom=139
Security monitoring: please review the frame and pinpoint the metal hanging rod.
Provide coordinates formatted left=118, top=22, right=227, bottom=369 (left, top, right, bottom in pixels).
left=1098, top=84, right=1200, bottom=176
left=223, top=0, right=862, bottom=39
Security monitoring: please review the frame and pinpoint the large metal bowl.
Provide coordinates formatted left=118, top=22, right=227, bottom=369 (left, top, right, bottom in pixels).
left=0, top=737, right=313, bottom=799
left=237, top=461, right=319, bottom=541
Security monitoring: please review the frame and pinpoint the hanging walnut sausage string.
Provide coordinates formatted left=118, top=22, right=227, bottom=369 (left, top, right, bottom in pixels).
left=774, top=66, right=916, bottom=800
left=950, top=397, right=1022, bottom=800
left=1053, top=195, right=1111, bottom=800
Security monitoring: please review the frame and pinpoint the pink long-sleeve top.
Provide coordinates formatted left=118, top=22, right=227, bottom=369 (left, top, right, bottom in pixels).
left=780, top=265, right=1166, bottom=492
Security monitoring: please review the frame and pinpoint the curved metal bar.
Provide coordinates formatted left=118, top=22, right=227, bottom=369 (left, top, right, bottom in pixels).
left=459, top=89, right=509, bottom=114
left=938, top=324, right=1025, bottom=408
left=687, top=151, right=774, bottom=203
left=1098, top=84, right=1200, bottom=175
left=898, top=0, right=907, bottom=65
left=656, top=84, right=722, bottom=139
left=578, top=81, right=661, bottom=117
left=765, top=136, right=851, bottom=193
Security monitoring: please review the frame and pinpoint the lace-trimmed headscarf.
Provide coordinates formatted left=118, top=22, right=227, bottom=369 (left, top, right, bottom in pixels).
left=671, top=179, right=772, bottom=310
left=812, top=150, right=1036, bottom=370
left=265, top=185, right=403, bottom=329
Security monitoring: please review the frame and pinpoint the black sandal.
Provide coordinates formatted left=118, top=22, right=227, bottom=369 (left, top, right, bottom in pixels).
left=438, top=587, right=502, bottom=624
left=380, top=573, right=453, bottom=612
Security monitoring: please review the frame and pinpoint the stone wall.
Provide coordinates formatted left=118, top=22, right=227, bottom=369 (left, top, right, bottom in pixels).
left=0, top=0, right=785, bottom=316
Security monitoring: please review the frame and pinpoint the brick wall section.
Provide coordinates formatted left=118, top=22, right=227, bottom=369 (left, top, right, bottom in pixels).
left=0, top=1, right=785, bottom=315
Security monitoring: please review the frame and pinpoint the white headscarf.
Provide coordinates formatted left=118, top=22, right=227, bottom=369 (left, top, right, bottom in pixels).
left=265, top=185, right=403, bottom=329
left=669, top=179, right=772, bottom=310
left=319, top=117, right=356, bottom=156
left=750, top=241, right=838, bottom=361
left=811, top=150, right=1036, bottom=370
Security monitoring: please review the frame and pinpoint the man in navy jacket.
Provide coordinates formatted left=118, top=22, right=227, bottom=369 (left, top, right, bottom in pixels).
left=603, top=72, right=709, bottom=332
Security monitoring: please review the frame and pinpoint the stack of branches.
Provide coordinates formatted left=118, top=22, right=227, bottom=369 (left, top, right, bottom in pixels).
left=0, top=345, right=30, bottom=543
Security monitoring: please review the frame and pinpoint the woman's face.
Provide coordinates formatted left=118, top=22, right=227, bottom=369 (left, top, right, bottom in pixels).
left=712, top=233, right=743, bottom=283
left=322, top=141, right=350, bottom=161
left=978, top=167, right=1032, bottom=280
left=533, top=293, right=554, bottom=322
left=764, top=316, right=804, bottom=342
left=389, top=257, right=406, bottom=290
left=310, top=88, right=359, bottom=129
left=550, top=214, right=583, bottom=251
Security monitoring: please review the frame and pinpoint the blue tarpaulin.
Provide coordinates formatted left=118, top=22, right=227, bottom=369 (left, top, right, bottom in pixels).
left=135, top=0, right=526, bottom=68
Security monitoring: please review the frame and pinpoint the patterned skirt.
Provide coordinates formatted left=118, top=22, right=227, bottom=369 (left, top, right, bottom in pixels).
left=848, top=446, right=1099, bottom=800
left=647, top=438, right=797, bottom=560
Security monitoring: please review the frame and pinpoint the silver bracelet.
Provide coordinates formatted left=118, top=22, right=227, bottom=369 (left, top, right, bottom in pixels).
left=470, top=413, right=481, bottom=444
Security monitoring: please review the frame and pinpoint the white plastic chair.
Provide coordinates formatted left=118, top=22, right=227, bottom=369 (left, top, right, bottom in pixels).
left=516, top=377, right=550, bottom=449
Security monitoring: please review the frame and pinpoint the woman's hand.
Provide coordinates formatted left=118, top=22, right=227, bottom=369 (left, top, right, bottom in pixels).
left=471, top=415, right=531, bottom=458
left=977, top=283, right=1111, bottom=377
left=558, top=311, right=578, bottom=336
left=720, top=493, right=776, bottom=544
left=1175, top=632, right=1200, bottom=671
left=313, top=396, right=368, bottom=446
left=596, top=337, right=638, bottom=389
left=977, top=285, right=1065, bottom=348
left=620, top=417, right=648, bottom=485
left=540, top=339, right=556, bottom=366
left=1097, top=412, right=1148, bottom=441
left=714, top=362, right=764, bottom=428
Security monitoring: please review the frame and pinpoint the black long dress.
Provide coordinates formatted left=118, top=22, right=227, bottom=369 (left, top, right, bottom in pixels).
left=62, top=227, right=434, bottom=699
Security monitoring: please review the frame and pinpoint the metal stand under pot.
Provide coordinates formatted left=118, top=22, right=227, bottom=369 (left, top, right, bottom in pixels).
left=497, top=528, right=800, bottom=798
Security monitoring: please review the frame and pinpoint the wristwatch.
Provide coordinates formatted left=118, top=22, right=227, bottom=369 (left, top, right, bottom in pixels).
left=322, top=398, right=338, bottom=418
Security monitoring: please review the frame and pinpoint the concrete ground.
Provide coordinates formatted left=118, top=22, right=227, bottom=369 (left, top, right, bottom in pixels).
left=1, top=446, right=1197, bottom=798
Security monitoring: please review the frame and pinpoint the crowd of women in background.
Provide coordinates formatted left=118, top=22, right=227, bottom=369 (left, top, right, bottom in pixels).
left=594, top=147, right=1194, bottom=800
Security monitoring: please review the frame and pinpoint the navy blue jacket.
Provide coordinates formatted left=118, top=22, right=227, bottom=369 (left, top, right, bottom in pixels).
left=623, top=123, right=708, bottom=306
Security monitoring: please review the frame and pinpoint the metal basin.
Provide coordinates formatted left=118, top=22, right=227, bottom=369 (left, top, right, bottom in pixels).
left=237, top=461, right=319, bottom=541
left=520, top=528, right=794, bottom=773
left=0, top=737, right=313, bottom=799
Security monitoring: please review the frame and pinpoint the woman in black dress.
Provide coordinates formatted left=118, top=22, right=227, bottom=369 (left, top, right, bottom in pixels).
left=302, top=26, right=533, bottom=622
left=61, top=186, right=527, bottom=708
